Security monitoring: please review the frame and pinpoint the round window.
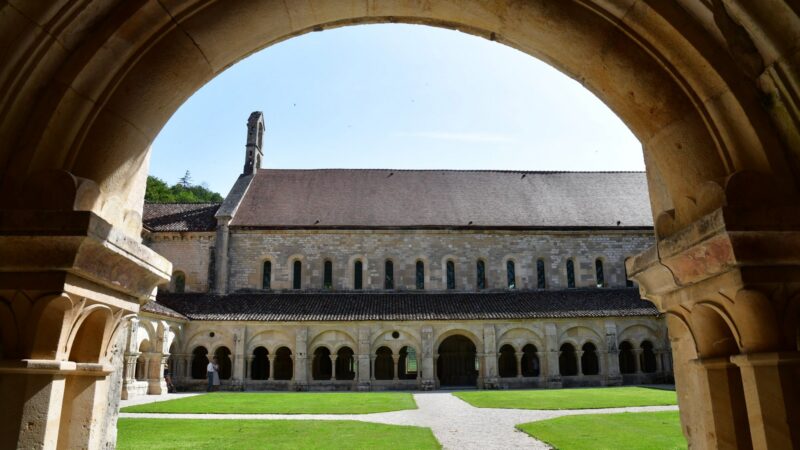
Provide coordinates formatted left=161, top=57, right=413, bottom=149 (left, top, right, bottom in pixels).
left=391, top=331, right=400, bottom=339
left=209, top=332, right=215, bottom=338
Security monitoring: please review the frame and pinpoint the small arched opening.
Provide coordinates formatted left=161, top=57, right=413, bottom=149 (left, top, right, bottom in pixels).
left=581, top=342, right=600, bottom=375
left=498, top=344, right=517, bottom=378
left=521, top=344, right=540, bottom=377
left=335, top=346, right=356, bottom=380
left=172, top=271, right=186, bottom=293
left=312, top=347, right=332, bottom=380
left=399, top=346, right=418, bottom=380
left=619, top=341, right=637, bottom=374
left=251, top=346, right=269, bottom=380
left=559, top=343, right=578, bottom=376
left=273, top=347, right=293, bottom=380
left=135, top=339, right=151, bottom=381
left=214, top=346, right=232, bottom=380
left=641, top=340, right=657, bottom=373
left=191, top=346, right=209, bottom=379
left=374, top=346, right=394, bottom=380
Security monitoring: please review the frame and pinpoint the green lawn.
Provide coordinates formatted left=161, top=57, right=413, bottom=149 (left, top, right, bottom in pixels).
left=117, top=419, right=440, bottom=450
left=517, top=411, right=686, bottom=450
left=120, top=392, right=417, bottom=414
left=454, top=387, right=677, bottom=410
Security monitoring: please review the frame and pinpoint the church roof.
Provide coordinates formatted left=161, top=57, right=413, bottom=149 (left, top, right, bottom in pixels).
left=230, top=169, right=653, bottom=229
left=153, top=288, right=657, bottom=322
left=142, top=202, right=220, bottom=232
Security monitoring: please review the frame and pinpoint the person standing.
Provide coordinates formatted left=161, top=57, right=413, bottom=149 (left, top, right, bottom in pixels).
left=206, top=357, right=216, bottom=392
left=212, top=357, right=221, bottom=391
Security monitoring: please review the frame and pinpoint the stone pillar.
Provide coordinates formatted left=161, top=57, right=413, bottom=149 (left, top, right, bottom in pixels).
left=627, top=205, right=800, bottom=450
left=481, top=324, right=498, bottom=388
left=245, top=356, right=252, bottom=380
left=731, top=352, right=800, bottom=449
left=369, top=355, right=376, bottom=381
left=330, top=354, right=338, bottom=381
left=544, top=323, right=561, bottom=388
left=293, top=328, right=308, bottom=390
left=604, top=322, right=622, bottom=385
left=576, top=350, right=584, bottom=376
left=515, top=352, right=524, bottom=378
left=392, top=354, right=399, bottom=381
left=654, top=350, right=663, bottom=373
left=183, top=356, right=191, bottom=380
left=356, top=327, right=371, bottom=391
left=420, top=326, right=435, bottom=390
left=633, top=348, right=642, bottom=374
left=121, top=353, right=140, bottom=399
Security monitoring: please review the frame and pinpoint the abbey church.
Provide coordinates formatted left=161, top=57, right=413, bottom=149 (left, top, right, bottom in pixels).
left=123, top=112, right=672, bottom=398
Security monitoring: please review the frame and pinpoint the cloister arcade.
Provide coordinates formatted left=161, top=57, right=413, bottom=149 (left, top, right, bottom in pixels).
left=1, top=1, right=799, bottom=448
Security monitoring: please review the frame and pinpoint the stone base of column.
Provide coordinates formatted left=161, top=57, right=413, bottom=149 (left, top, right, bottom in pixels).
left=605, top=374, right=623, bottom=386
left=419, top=379, right=436, bottom=391
left=147, top=379, right=168, bottom=395
left=292, top=383, right=309, bottom=392
left=121, top=380, right=148, bottom=399
left=546, top=376, right=562, bottom=389
left=357, top=382, right=371, bottom=392
left=482, top=376, right=499, bottom=389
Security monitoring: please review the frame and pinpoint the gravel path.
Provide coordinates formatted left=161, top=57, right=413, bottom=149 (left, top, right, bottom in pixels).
left=119, top=392, right=678, bottom=449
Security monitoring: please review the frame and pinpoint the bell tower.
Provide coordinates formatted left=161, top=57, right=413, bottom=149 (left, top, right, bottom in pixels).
left=243, top=111, right=265, bottom=175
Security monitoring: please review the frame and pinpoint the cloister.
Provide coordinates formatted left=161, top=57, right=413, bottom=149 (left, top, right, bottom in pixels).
left=1, top=1, right=799, bottom=449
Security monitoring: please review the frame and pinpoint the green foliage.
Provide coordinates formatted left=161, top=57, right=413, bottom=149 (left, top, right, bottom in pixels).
left=145, top=174, right=223, bottom=203
left=517, top=411, right=686, bottom=450
left=118, top=419, right=441, bottom=450
left=453, top=387, right=677, bottom=410
left=120, top=392, right=418, bottom=415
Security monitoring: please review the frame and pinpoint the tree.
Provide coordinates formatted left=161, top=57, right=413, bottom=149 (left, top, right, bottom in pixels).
left=145, top=175, right=223, bottom=203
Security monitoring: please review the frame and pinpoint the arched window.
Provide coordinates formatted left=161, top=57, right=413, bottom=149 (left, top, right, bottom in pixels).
left=273, top=347, right=293, bottom=380
left=416, top=261, right=425, bottom=290
left=214, top=346, right=232, bottom=380
left=262, top=261, right=271, bottom=289
left=251, top=347, right=269, bottom=380
left=498, top=344, right=517, bottom=378
left=375, top=347, right=394, bottom=380
left=566, top=259, right=576, bottom=288
left=521, top=344, right=540, bottom=377
left=641, top=341, right=657, bottom=373
left=384, top=260, right=394, bottom=290
left=293, top=260, right=302, bottom=290
left=323, top=260, right=333, bottom=289
left=446, top=260, right=455, bottom=290
left=506, top=260, right=516, bottom=289
left=312, top=347, right=332, bottom=380
left=476, top=260, right=486, bottom=290
left=581, top=342, right=600, bottom=375
left=559, top=343, right=578, bottom=376
left=619, top=341, right=637, bottom=374
left=191, top=346, right=208, bottom=379
left=173, top=271, right=185, bottom=293
left=354, top=260, right=363, bottom=290
left=625, top=261, right=634, bottom=288
left=536, top=259, right=546, bottom=289
left=595, top=259, right=605, bottom=288
left=399, top=346, right=417, bottom=379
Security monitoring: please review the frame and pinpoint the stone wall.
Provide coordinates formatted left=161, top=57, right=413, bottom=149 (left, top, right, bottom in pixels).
left=146, top=232, right=215, bottom=292
left=222, top=229, right=654, bottom=292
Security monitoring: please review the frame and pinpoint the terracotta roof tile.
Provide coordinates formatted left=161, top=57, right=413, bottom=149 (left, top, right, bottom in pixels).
left=143, top=203, right=220, bottom=232
left=154, top=288, right=657, bottom=322
left=230, top=170, right=652, bottom=229
left=141, top=299, right=188, bottom=320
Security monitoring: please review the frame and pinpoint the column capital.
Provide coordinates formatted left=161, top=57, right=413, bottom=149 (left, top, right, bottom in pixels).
left=730, top=351, right=800, bottom=368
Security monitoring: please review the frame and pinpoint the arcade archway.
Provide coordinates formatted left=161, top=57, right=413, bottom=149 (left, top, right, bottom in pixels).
left=437, top=335, right=478, bottom=387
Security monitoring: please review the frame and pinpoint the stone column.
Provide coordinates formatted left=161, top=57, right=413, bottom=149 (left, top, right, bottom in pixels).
left=544, top=323, right=561, bottom=388
left=121, top=353, right=140, bottom=399
left=731, top=352, right=800, bottom=449
left=392, top=354, right=400, bottom=381
left=420, top=326, right=435, bottom=390
left=654, top=350, right=663, bottom=373
left=691, top=357, right=752, bottom=449
left=356, top=327, right=371, bottom=391
left=330, top=354, right=338, bottom=381
left=245, top=356, right=252, bottom=380
left=576, top=350, right=584, bottom=376
left=293, top=328, right=308, bottom=390
left=267, top=355, right=274, bottom=381
left=481, top=324, right=498, bottom=388
left=214, top=219, right=231, bottom=294
left=183, top=356, right=191, bottom=380
left=369, top=355, right=376, bottom=381
left=515, top=352, right=524, bottom=378
left=633, top=348, right=642, bottom=374
left=604, top=322, right=622, bottom=385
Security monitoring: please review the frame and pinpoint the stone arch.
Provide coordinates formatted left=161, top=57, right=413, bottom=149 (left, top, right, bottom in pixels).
left=374, top=346, right=394, bottom=380
left=559, top=325, right=603, bottom=348
left=434, top=328, right=482, bottom=352
left=690, top=302, right=741, bottom=358
left=310, top=329, right=357, bottom=355
left=67, top=307, right=112, bottom=364
left=250, top=346, right=269, bottom=380
left=27, top=294, right=74, bottom=361
left=370, top=327, right=422, bottom=355
left=618, top=323, right=661, bottom=346
left=521, top=344, right=540, bottom=377
left=437, top=334, right=478, bottom=387
left=497, top=327, right=544, bottom=352
left=135, top=339, right=151, bottom=381
left=213, top=346, right=232, bottom=380
left=246, top=329, right=293, bottom=355
left=398, top=345, right=418, bottom=380
left=581, top=341, right=600, bottom=375
left=335, top=346, right=356, bottom=381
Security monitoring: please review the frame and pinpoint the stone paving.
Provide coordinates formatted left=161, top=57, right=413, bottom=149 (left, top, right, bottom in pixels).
left=119, top=392, right=679, bottom=449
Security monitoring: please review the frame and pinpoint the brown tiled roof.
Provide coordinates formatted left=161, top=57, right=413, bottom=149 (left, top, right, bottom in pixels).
left=141, top=300, right=188, bottom=320
left=142, top=203, right=220, bottom=232
left=154, top=288, right=657, bottom=322
left=230, top=170, right=653, bottom=229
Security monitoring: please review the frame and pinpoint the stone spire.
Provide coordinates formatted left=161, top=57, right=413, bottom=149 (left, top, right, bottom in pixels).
left=243, top=111, right=265, bottom=175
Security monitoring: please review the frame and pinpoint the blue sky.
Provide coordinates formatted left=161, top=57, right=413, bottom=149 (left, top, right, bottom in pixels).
left=149, top=24, right=643, bottom=195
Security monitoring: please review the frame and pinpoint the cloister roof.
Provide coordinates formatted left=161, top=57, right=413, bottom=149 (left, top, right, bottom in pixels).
left=142, top=202, right=220, bottom=232
left=231, top=169, right=653, bottom=229
left=152, top=288, right=657, bottom=322
left=141, top=299, right=188, bottom=320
